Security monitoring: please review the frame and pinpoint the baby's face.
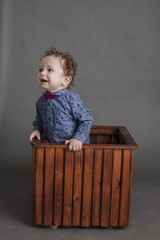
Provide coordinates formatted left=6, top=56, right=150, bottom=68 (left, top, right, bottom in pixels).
left=37, top=55, right=68, bottom=92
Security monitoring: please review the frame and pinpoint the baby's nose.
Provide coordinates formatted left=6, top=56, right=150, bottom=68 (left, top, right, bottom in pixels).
left=41, top=70, right=46, bottom=76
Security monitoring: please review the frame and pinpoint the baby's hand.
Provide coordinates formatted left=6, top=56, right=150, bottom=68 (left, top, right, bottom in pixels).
left=65, top=138, right=82, bottom=151
left=29, top=130, right=41, bottom=143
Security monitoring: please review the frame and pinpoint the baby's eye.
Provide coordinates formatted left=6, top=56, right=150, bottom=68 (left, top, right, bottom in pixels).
left=48, top=68, right=54, bottom=72
left=39, top=68, right=43, bottom=72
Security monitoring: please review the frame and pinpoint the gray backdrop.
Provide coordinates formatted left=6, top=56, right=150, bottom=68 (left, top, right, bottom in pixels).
left=0, top=0, right=159, bottom=181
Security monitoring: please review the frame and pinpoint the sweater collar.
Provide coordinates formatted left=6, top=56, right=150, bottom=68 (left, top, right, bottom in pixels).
left=45, top=88, right=68, bottom=96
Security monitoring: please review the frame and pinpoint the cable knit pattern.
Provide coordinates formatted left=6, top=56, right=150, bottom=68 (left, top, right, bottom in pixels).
left=33, top=88, right=93, bottom=143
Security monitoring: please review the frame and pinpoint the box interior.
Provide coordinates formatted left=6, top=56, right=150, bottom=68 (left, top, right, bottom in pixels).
left=89, top=128, right=125, bottom=145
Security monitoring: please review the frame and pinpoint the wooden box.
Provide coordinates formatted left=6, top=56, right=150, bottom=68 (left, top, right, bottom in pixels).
left=31, top=126, right=138, bottom=228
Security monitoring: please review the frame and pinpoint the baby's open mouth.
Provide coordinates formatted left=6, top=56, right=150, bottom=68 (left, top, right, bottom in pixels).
left=41, top=79, right=48, bottom=82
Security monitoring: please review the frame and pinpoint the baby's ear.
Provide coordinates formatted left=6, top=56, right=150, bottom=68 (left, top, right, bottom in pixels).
left=63, top=76, right=72, bottom=86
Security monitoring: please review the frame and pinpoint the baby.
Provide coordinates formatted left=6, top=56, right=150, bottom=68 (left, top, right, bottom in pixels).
left=29, top=47, right=93, bottom=151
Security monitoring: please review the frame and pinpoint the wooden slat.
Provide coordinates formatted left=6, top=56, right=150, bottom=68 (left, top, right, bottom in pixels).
left=63, top=150, right=74, bottom=226
left=72, top=150, right=83, bottom=226
left=110, top=150, right=122, bottom=227
left=118, top=127, right=138, bottom=148
left=119, top=150, right=131, bottom=227
left=35, top=147, right=44, bottom=225
left=113, top=135, right=119, bottom=144
left=103, top=135, right=112, bottom=144
left=43, top=148, right=55, bottom=226
left=32, top=146, right=36, bottom=223
left=90, top=126, right=117, bottom=135
left=92, top=149, right=103, bottom=226
left=32, top=142, right=137, bottom=150
left=53, top=148, right=64, bottom=226
left=100, top=149, right=113, bottom=227
left=127, top=150, right=134, bottom=225
left=97, top=135, right=105, bottom=144
left=89, top=134, right=97, bottom=144
left=81, top=149, right=94, bottom=227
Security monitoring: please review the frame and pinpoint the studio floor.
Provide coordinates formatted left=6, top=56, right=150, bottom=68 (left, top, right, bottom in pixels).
left=0, top=165, right=159, bottom=240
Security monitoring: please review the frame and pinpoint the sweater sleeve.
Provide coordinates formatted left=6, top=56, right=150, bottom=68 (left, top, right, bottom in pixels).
left=32, top=101, right=43, bottom=134
left=69, top=94, right=93, bottom=143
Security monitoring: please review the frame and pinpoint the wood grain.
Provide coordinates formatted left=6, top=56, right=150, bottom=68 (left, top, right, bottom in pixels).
left=127, top=150, right=134, bottom=226
left=63, top=150, right=74, bottom=226
left=35, top=147, right=44, bottom=225
left=72, top=150, right=83, bottom=226
left=100, top=149, right=113, bottom=227
left=32, top=146, right=36, bottom=223
left=43, top=148, right=55, bottom=226
left=81, top=149, right=94, bottom=227
left=110, top=150, right=122, bottom=227
left=53, top=148, right=64, bottom=226
left=92, top=149, right=103, bottom=226
left=119, top=150, right=131, bottom=227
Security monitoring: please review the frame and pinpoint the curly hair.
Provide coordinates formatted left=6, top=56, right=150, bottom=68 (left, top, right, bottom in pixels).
left=40, top=47, right=77, bottom=88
